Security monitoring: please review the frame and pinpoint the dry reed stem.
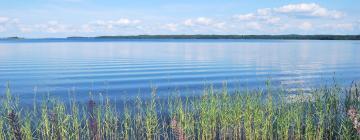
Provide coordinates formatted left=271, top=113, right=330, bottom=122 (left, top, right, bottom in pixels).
left=348, top=107, right=360, bottom=134
left=8, top=110, right=22, bottom=140
left=171, top=117, right=185, bottom=140
left=88, top=100, right=100, bottom=140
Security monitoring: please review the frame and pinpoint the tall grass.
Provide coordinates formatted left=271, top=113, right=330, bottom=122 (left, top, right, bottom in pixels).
left=0, top=82, right=360, bottom=140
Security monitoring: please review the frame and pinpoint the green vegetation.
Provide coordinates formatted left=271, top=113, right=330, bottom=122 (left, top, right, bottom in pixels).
left=0, top=82, right=360, bottom=139
left=90, top=35, right=360, bottom=40
left=2, top=35, right=360, bottom=41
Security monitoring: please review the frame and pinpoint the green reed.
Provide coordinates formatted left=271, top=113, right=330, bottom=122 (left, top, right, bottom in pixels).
left=0, top=82, right=360, bottom=140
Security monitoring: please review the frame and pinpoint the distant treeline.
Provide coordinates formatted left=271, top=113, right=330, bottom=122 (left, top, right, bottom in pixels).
left=68, top=35, right=360, bottom=40
left=2, top=35, right=360, bottom=40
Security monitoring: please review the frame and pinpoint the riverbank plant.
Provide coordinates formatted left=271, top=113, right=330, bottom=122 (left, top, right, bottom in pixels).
left=0, top=82, right=359, bottom=139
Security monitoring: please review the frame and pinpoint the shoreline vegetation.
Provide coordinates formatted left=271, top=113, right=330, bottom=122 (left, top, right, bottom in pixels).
left=1, top=34, right=360, bottom=41
left=0, top=83, right=360, bottom=139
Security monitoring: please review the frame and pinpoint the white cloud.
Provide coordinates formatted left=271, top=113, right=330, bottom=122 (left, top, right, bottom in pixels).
left=233, top=13, right=256, bottom=21
left=234, top=3, right=344, bottom=26
left=263, top=16, right=281, bottom=24
left=183, top=17, right=226, bottom=30
left=230, top=3, right=350, bottom=34
left=0, top=17, right=9, bottom=32
left=13, top=20, right=74, bottom=33
left=298, top=22, right=312, bottom=30
left=0, top=17, right=144, bottom=35
left=79, top=24, right=94, bottom=32
left=274, top=3, right=343, bottom=19
left=0, top=17, right=19, bottom=32
left=213, top=22, right=226, bottom=29
left=66, top=18, right=143, bottom=34
left=322, top=23, right=354, bottom=30
left=183, top=19, right=194, bottom=26
left=233, top=8, right=281, bottom=25
left=164, top=23, right=178, bottom=31
left=110, top=18, right=141, bottom=26
left=91, top=18, right=141, bottom=29
left=276, top=3, right=320, bottom=13
left=34, top=21, right=72, bottom=33
left=184, top=17, right=212, bottom=26
left=0, top=26, right=5, bottom=32
left=257, top=8, right=272, bottom=16
left=0, top=17, right=10, bottom=24
left=195, top=17, right=212, bottom=25
left=0, top=3, right=356, bottom=37
left=278, top=24, right=291, bottom=31
left=245, top=22, right=262, bottom=30
left=19, top=26, right=33, bottom=33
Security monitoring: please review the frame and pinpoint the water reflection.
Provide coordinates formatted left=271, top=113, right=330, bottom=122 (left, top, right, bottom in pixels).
left=0, top=40, right=359, bottom=100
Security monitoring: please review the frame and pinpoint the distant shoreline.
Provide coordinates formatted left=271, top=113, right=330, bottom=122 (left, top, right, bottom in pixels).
left=2, top=35, right=360, bottom=41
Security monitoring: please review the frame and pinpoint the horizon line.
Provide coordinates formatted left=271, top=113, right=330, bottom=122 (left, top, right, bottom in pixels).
left=2, top=34, right=360, bottom=40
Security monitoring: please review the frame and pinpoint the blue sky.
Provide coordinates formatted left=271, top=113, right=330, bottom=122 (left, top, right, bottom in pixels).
left=0, top=0, right=360, bottom=37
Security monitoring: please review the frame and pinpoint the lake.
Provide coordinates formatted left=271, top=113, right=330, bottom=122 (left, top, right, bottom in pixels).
left=0, top=39, right=359, bottom=100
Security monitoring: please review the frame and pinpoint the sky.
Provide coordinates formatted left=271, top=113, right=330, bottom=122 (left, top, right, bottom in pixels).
left=0, top=0, right=360, bottom=38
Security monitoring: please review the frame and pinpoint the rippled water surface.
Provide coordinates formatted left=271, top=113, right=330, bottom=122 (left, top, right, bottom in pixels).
left=0, top=39, right=359, bottom=100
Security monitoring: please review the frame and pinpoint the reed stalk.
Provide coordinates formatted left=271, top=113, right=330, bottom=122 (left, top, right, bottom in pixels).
left=0, top=82, right=358, bottom=139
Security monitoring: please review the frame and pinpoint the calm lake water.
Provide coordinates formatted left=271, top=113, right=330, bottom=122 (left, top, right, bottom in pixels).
left=0, top=39, right=359, bottom=100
